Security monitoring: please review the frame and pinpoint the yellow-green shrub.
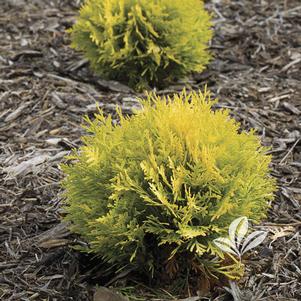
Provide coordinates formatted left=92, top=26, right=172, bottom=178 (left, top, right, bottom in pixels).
left=62, top=90, right=275, bottom=277
left=68, top=0, right=212, bottom=90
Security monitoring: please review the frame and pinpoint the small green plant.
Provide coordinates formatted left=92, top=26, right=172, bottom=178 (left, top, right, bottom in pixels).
left=214, top=216, right=269, bottom=301
left=62, top=90, right=275, bottom=282
left=68, top=0, right=212, bottom=90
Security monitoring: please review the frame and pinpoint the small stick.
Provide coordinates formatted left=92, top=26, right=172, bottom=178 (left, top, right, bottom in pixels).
left=279, top=138, right=300, bottom=165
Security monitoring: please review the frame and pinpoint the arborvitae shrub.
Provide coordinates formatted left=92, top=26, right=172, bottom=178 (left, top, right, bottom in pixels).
left=68, top=0, right=212, bottom=90
left=62, top=90, right=275, bottom=279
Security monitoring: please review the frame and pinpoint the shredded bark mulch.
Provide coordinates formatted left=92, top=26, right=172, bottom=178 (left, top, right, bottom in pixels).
left=0, top=0, right=300, bottom=300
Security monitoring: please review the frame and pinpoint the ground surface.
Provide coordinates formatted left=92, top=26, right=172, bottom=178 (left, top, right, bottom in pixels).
left=0, top=0, right=300, bottom=300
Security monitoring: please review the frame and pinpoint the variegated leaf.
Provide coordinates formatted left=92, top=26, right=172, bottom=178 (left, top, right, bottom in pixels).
left=213, top=237, right=239, bottom=257
left=241, top=230, right=267, bottom=255
left=229, top=216, right=248, bottom=248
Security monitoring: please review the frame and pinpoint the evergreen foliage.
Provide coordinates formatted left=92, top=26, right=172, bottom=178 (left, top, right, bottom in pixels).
left=68, top=0, right=212, bottom=90
left=62, top=90, right=275, bottom=277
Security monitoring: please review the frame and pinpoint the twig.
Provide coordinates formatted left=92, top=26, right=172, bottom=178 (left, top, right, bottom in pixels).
left=279, top=138, right=300, bottom=165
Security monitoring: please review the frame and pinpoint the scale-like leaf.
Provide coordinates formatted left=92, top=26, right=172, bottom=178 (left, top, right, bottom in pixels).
left=62, top=89, right=276, bottom=276
left=68, top=0, right=212, bottom=90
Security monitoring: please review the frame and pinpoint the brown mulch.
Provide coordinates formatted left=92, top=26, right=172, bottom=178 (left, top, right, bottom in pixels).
left=0, top=0, right=300, bottom=300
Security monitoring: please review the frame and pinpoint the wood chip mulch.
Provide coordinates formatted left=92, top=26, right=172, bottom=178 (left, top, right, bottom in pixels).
left=0, top=0, right=300, bottom=300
